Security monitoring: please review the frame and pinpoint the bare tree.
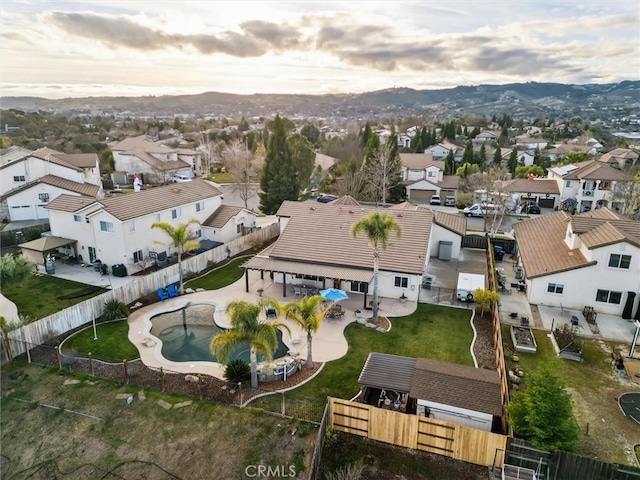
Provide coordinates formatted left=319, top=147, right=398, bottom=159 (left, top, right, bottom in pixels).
left=223, top=140, right=261, bottom=209
left=613, top=166, right=640, bottom=219
left=334, top=168, right=368, bottom=199
left=467, top=166, right=515, bottom=235
left=363, top=140, right=402, bottom=206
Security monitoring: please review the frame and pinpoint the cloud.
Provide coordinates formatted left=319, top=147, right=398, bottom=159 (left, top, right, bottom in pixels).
left=239, top=20, right=303, bottom=49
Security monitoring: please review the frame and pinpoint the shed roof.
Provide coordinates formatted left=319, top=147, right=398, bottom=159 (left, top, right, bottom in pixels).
left=357, top=352, right=417, bottom=393
left=203, top=205, right=245, bottom=228
left=19, top=236, right=77, bottom=253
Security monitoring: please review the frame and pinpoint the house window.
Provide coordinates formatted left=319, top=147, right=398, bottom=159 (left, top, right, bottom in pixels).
left=155, top=213, right=161, bottom=222
left=133, top=250, right=143, bottom=263
left=74, top=215, right=82, bottom=223
left=547, top=283, right=564, bottom=294
left=350, top=281, right=367, bottom=293
left=195, top=229, right=202, bottom=238
left=565, top=180, right=573, bottom=188
left=237, top=223, right=244, bottom=234
left=171, top=208, right=181, bottom=219
left=100, top=221, right=114, bottom=233
left=13, top=175, right=25, bottom=182
left=608, top=254, right=631, bottom=269
left=129, top=221, right=135, bottom=233
left=394, top=276, right=408, bottom=288
left=595, top=289, right=622, bottom=304
left=38, top=193, right=50, bottom=202
left=86, top=217, right=90, bottom=223
left=196, top=201, right=204, bottom=212
left=428, top=171, right=435, bottom=177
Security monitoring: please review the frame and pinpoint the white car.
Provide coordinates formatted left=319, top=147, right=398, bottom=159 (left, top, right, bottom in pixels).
left=172, top=174, right=192, bottom=183
left=430, top=195, right=441, bottom=205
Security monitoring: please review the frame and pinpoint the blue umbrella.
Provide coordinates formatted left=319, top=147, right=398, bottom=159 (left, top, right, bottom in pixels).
left=319, top=288, right=349, bottom=302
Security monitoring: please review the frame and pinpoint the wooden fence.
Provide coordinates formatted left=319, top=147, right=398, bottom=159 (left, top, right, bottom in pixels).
left=328, top=397, right=508, bottom=468
left=6, top=223, right=280, bottom=358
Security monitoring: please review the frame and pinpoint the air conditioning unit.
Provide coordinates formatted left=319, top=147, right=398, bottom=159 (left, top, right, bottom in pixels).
left=584, top=190, right=592, bottom=196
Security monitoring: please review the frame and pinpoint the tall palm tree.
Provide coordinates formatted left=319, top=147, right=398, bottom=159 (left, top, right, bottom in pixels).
left=210, top=299, right=290, bottom=390
left=351, top=211, right=402, bottom=324
left=283, top=295, right=328, bottom=370
left=151, top=219, right=201, bottom=293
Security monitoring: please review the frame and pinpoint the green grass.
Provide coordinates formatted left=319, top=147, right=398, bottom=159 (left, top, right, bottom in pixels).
left=62, top=321, right=139, bottom=362
left=1, top=275, right=107, bottom=320
left=290, top=304, right=474, bottom=400
left=184, top=257, right=247, bottom=290
left=208, top=172, right=233, bottom=183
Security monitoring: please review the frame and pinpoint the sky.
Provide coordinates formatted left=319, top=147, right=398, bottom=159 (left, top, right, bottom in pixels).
left=1, top=1, right=639, bottom=99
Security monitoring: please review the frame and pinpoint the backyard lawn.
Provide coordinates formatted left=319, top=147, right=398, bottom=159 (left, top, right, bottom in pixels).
left=61, top=321, right=139, bottom=362
left=283, top=304, right=473, bottom=401
left=185, top=256, right=247, bottom=290
left=208, top=171, right=233, bottom=183
left=503, top=326, right=638, bottom=465
left=1, top=275, right=107, bottom=321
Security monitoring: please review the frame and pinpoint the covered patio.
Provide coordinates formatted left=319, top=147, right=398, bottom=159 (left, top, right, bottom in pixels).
left=18, top=235, right=78, bottom=264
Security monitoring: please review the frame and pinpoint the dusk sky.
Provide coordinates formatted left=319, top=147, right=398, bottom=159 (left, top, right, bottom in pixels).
left=1, top=1, right=639, bottom=99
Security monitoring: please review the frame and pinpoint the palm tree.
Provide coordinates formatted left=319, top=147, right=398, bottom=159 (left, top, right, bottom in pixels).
left=351, top=212, right=402, bottom=324
left=284, top=295, right=328, bottom=370
left=210, top=299, right=290, bottom=390
left=151, top=219, right=201, bottom=293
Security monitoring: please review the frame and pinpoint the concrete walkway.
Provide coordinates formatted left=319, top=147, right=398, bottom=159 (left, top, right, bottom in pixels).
left=128, top=275, right=417, bottom=380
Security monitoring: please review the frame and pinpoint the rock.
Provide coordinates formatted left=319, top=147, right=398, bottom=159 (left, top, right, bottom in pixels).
left=116, top=393, right=132, bottom=399
left=357, top=318, right=367, bottom=324
left=185, top=374, right=199, bottom=383
left=512, top=384, right=520, bottom=391
left=157, top=399, right=172, bottom=410
left=173, top=401, right=193, bottom=409
left=376, top=327, right=387, bottom=333
left=138, top=390, right=146, bottom=401
left=195, top=288, right=205, bottom=292
left=365, top=322, right=377, bottom=328
left=63, top=379, right=80, bottom=386
left=185, top=288, right=195, bottom=294
left=517, top=369, right=525, bottom=377
left=511, top=355, right=520, bottom=362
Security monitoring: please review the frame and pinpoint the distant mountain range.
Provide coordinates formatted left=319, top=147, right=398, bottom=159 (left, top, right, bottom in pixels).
left=2, top=81, right=639, bottom=120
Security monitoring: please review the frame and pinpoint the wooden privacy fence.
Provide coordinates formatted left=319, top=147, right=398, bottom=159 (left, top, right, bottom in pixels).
left=6, top=223, right=280, bottom=358
left=328, top=397, right=508, bottom=468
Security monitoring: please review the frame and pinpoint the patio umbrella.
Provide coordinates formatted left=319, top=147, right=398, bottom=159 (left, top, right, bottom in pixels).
left=319, top=288, right=349, bottom=302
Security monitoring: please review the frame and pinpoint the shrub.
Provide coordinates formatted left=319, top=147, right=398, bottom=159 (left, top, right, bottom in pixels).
left=0, top=254, right=33, bottom=285
left=224, top=359, right=251, bottom=385
left=102, top=300, right=129, bottom=320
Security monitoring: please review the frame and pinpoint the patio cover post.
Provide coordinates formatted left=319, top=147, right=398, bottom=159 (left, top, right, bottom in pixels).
left=245, top=269, right=249, bottom=292
left=282, top=273, right=287, bottom=297
left=364, top=283, right=368, bottom=309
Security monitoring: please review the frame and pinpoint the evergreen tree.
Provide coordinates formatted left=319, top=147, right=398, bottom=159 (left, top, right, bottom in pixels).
left=259, top=115, right=299, bottom=214
left=508, top=149, right=518, bottom=176
left=477, top=144, right=487, bottom=169
left=462, top=140, right=474, bottom=165
left=238, top=116, right=250, bottom=131
left=360, top=121, right=373, bottom=149
left=499, top=124, right=509, bottom=147
left=445, top=149, right=455, bottom=175
left=508, top=360, right=580, bottom=452
left=493, top=146, right=502, bottom=165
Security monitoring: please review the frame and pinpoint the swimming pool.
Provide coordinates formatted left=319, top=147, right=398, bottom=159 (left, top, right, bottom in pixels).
left=149, top=303, right=289, bottom=364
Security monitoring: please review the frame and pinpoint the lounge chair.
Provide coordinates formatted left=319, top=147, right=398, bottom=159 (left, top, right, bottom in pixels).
left=167, top=284, right=180, bottom=298
left=157, top=288, right=170, bottom=301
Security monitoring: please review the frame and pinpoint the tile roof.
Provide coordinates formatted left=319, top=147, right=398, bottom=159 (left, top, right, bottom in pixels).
left=400, top=153, right=436, bottom=170
left=29, top=147, right=99, bottom=171
left=563, top=161, right=630, bottom=181
left=503, top=178, right=559, bottom=195
left=46, top=179, right=221, bottom=221
left=273, top=200, right=432, bottom=275
left=570, top=209, right=640, bottom=249
left=243, top=255, right=375, bottom=283
left=0, top=146, right=31, bottom=165
left=411, top=358, right=502, bottom=417
left=513, top=211, right=594, bottom=278
left=388, top=202, right=466, bottom=236
left=202, top=205, right=245, bottom=228
left=122, top=147, right=189, bottom=171
left=1, top=174, right=99, bottom=201
left=331, top=195, right=361, bottom=206
left=46, top=194, right=98, bottom=213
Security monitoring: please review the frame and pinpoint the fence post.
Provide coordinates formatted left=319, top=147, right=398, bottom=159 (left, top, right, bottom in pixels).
left=238, top=382, right=242, bottom=407
left=281, top=391, right=286, bottom=417
left=89, top=353, right=94, bottom=376
left=123, top=360, right=129, bottom=384
left=160, top=367, right=165, bottom=392
left=56, top=349, right=62, bottom=369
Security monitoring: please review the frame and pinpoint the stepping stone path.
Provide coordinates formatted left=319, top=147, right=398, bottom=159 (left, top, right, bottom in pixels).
left=173, top=401, right=192, bottom=409
left=138, top=390, right=146, bottom=401
left=85, top=381, right=97, bottom=385
left=158, top=399, right=172, bottom=410
left=116, top=393, right=132, bottom=399
left=63, top=379, right=81, bottom=386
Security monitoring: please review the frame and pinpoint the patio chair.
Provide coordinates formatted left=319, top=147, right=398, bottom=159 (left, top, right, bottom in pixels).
left=157, top=288, right=170, bottom=301
left=294, top=287, right=301, bottom=297
left=167, top=284, right=180, bottom=298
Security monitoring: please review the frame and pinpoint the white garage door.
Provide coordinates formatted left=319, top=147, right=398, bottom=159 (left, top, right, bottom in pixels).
left=10, top=205, right=35, bottom=221
left=36, top=204, right=49, bottom=219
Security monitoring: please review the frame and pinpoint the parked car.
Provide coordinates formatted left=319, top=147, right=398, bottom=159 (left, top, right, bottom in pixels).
left=526, top=203, right=541, bottom=214
left=444, top=196, right=456, bottom=207
left=317, top=194, right=338, bottom=203
left=430, top=195, right=441, bottom=205
left=172, top=174, right=192, bottom=183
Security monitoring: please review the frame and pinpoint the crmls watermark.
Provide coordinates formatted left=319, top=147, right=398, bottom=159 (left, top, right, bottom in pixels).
left=245, top=464, right=297, bottom=478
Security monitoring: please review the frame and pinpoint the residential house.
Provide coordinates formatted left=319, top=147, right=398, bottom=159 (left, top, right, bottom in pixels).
left=475, top=131, right=499, bottom=143
left=514, top=137, right=548, bottom=150
left=597, top=148, right=638, bottom=170
left=110, top=135, right=202, bottom=184
left=513, top=208, right=640, bottom=317
left=399, top=153, right=460, bottom=202
left=545, top=144, right=596, bottom=163
left=423, top=141, right=458, bottom=160
left=547, top=160, right=633, bottom=213
left=45, top=179, right=224, bottom=273
left=201, top=205, right=257, bottom=244
left=243, top=198, right=433, bottom=305
left=0, top=147, right=102, bottom=222
left=357, top=352, right=502, bottom=432
left=0, top=146, right=32, bottom=166
left=503, top=178, right=560, bottom=209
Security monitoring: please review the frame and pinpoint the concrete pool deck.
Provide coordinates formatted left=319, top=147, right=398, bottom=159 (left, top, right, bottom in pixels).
left=127, top=275, right=418, bottom=380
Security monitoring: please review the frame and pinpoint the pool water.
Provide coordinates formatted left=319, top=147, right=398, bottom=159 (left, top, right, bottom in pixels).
left=149, top=304, right=289, bottom=364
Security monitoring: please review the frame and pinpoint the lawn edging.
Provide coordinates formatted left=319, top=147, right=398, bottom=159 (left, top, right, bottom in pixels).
left=469, top=309, right=479, bottom=368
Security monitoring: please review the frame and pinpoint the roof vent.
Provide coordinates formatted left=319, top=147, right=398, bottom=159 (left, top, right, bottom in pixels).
left=309, top=207, right=315, bottom=211
left=397, top=213, right=404, bottom=218
left=348, top=210, right=354, bottom=214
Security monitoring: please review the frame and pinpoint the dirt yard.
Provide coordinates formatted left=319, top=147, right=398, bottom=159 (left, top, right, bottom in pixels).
left=1, top=363, right=317, bottom=480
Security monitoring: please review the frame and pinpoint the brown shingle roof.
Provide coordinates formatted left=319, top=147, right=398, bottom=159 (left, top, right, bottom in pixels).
left=504, top=178, right=560, bottom=195
left=202, top=205, right=245, bottom=228
left=1, top=175, right=99, bottom=201
left=400, top=153, right=436, bottom=170
left=513, top=211, right=594, bottom=278
left=411, top=358, right=502, bottom=417
left=436, top=175, right=461, bottom=189
left=52, top=153, right=98, bottom=168
left=563, top=161, right=630, bottom=181
left=46, top=194, right=98, bottom=213
left=273, top=201, right=431, bottom=275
